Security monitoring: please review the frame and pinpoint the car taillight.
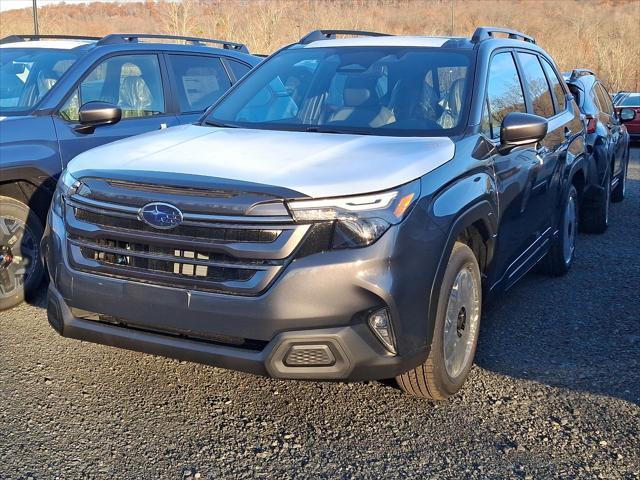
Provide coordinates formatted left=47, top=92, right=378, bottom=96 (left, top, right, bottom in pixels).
left=585, top=115, right=597, bottom=134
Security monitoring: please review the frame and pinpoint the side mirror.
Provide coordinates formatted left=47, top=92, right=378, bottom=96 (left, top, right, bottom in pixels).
left=76, top=101, right=122, bottom=132
left=500, top=112, right=548, bottom=151
left=620, top=108, right=636, bottom=123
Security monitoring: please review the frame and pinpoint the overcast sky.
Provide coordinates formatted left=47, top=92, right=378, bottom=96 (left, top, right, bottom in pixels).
left=0, top=0, right=146, bottom=12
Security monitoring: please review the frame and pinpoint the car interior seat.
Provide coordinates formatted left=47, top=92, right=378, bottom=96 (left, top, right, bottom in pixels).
left=438, top=78, right=465, bottom=128
left=119, top=75, right=154, bottom=117
left=327, top=75, right=391, bottom=127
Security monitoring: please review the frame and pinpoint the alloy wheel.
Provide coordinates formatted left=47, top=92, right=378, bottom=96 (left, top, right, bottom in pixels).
left=443, top=264, right=481, bottom=379
left=0, top=215, right=37, bottom=299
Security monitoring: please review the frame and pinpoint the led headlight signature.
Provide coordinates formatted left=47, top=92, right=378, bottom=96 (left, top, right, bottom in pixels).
left=287, top=179, right=420, bottom=248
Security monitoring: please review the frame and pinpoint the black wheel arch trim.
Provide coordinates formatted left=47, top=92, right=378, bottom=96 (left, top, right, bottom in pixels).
left=0, top=166, right=58, bottom=220
left=424, top=200, right=498, bottom=352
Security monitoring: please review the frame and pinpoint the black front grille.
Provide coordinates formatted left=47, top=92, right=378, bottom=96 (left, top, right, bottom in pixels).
left=65, top=193, right=307, bottom=295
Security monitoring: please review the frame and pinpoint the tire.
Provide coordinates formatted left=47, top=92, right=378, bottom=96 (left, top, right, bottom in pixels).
left=611, top=153, right=628, bottom=203
left=0, top=196, right=45, bottom=311
left=540, top=184, right=578, bottom=276
left=396, top=242, right=481, bottom=400
left=581, top=168, right=610, bottom=233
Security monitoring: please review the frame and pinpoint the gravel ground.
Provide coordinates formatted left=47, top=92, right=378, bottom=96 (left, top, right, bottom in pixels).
left=1, top=150, right=639, bottom=480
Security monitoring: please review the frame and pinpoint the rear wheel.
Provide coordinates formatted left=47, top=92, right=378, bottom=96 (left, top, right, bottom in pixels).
left=581, top=168, right=610, bottom=233
left=0, top=196, right=44, bottom=311
left=540, top=184, right=578, bottom=276
left=396, top=242, right=481, bottom=400
left=611, top=154, right=628, bottom=203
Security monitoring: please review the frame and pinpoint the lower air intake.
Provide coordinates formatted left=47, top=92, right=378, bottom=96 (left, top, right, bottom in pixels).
left=283, top=344, right=336, bottom=367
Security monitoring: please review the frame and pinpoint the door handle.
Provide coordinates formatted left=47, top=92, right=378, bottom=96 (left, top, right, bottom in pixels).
left=564, top=127, right=572, bottom=139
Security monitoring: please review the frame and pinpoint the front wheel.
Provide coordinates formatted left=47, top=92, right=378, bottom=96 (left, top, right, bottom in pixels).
left=540, top=184, right=578, bottom=276
left=396, top=242, right=481, bottom=400
left=0, top=196, right=45, bottom=311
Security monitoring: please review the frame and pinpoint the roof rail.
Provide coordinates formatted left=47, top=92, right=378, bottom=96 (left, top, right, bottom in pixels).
left=299, top=29, right=392, bottom=45
left=0, top=34, right=100, bottom=44
left=471, top=27, right=535, bottom=44
left=567, top=68, right=596, bottom=81
left=95, top=34, right=249, bottom=53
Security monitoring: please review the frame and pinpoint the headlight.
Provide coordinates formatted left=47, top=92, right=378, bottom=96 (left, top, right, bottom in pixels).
left=51, top=170, right=81, bottom=217
left=287, top=179, right=420, bottom=249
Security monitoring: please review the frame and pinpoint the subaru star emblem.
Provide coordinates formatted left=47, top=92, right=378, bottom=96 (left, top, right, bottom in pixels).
left=138, top=202, right=183, bottom=229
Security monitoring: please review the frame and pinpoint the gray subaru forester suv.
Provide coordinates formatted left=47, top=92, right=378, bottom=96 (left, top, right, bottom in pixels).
left=44, top=28, right=587, bottom=400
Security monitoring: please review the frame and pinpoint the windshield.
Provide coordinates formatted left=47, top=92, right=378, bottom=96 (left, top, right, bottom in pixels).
left=618, top=93, right=640, bottom=107
left=205, top=46, right=473, bottom=136
left=0, top=48, right=80, bottom=114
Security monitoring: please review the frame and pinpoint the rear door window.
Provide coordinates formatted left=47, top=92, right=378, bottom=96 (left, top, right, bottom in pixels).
left=517, top=52, right=555, bottom=118
left=225, top=59, right=252, bottom=82
left=167, top=55, right=231, bottom=113
left=485, top=51, right=526, bottom=139
left=596, top=83, right=614, bottom=116
left=590, top=86, right=603, bottom=112
left=540, top=58, right=566, bottom=113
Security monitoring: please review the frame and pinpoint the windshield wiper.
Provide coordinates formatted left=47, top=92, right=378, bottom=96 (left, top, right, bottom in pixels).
left=305, top=126, right=372, bottom=135
left=203, top=119, right=238, bottom=128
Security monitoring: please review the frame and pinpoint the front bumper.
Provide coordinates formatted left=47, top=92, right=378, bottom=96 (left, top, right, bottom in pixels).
left=46, top=285, right=426, bottom=380
left=43, top=206, right=441, bottom=381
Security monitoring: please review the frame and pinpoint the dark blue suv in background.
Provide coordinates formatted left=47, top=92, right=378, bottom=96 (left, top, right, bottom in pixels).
left=563, top=69, right=634, bottom=233
left=0, top=33, right=261, bottom=309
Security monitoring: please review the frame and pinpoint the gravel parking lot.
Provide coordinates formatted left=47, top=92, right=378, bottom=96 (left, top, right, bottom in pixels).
left=1, top=149, right=639, bottom=480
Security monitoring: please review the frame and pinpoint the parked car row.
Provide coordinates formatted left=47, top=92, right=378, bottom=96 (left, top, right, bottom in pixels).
left=562, top=69, right=635, bottom=233
left=1, top=28, right=636, bottom=400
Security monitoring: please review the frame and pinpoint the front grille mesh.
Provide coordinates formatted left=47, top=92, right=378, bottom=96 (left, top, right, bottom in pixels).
left=77, top=242, right=257, bottom=283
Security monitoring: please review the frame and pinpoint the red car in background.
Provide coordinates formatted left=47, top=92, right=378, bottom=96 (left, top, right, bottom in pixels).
left=614, top=92, right=640, bottom=141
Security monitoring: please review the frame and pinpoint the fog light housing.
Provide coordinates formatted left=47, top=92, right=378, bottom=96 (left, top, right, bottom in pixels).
left=368, top=308, right=397, bottom=354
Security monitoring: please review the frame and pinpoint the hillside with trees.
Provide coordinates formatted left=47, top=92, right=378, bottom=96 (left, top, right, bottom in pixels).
left=1, top=0, right=638, bottom=92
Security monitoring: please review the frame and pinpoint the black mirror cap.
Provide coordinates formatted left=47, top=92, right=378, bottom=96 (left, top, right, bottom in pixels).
left=620, top=108, right=636, bottom=122
left=500, top=112, right=548, bottom=148
left=78, top=101, right=122, bottom=127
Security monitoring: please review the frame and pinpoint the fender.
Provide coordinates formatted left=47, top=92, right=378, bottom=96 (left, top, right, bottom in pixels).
left=0, top=114, right=62, bottom=210
left=429, top=171, right=499, bottom=264
left=0, top=114, right=62, bottom=217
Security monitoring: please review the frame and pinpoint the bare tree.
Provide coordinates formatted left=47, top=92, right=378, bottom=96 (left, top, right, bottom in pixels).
left=160, top=0, right=196, bottom=37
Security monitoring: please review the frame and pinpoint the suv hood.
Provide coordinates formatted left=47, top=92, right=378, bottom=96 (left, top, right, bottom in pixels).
left=68, top=124, right=455, bottom=198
